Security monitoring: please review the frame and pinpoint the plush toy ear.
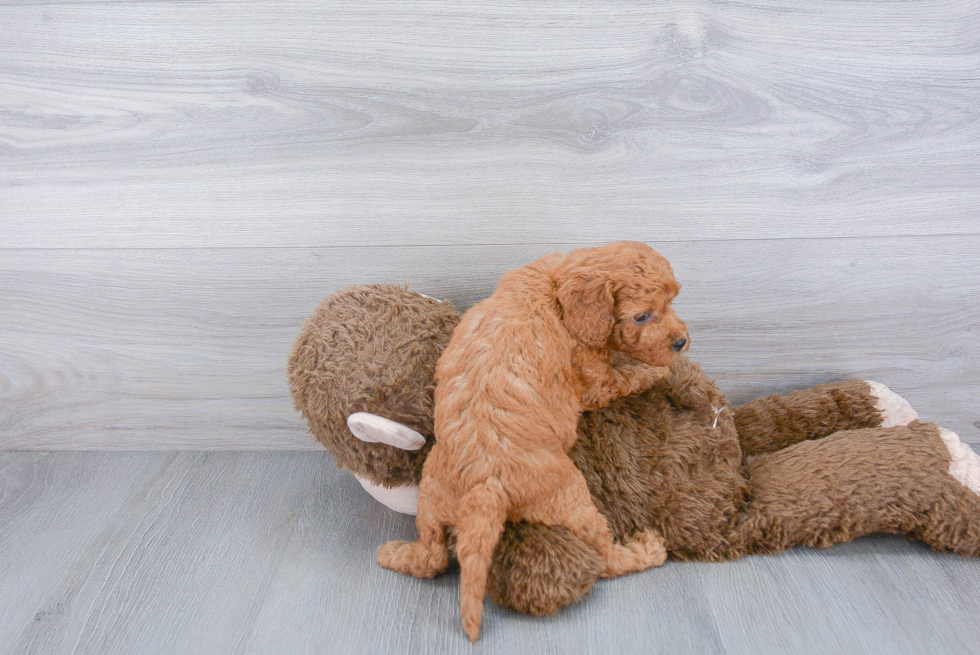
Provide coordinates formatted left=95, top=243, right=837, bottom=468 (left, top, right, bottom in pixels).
left=556, top=271, right=616, bottom=348
left=347, top=412, right=426, bottom=450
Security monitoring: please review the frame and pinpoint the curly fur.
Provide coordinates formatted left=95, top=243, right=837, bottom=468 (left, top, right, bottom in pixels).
left=288, top=266, right=980, bottom=627
left=377, top=242, right=689, bottom=641
left=488, top=361, right=980, bottom=610
left=485, top=522, right=603, bottom=616
left=287, top=283, right=460, bottom=487
left=571, top=357, right=745, bottom=561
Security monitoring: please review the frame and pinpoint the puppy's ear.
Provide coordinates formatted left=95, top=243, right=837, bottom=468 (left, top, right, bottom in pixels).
left=556, top=272, right=616, bottom=348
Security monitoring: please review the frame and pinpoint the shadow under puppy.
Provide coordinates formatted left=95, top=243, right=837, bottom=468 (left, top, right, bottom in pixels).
left=377, top=241, right=691, bottom=641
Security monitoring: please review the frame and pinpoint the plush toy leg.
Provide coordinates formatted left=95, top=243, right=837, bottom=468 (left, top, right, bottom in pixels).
left=733, top=380, right=915, bottom=457
left=485, top=522, right=603, bottom=616
left=520, top=461, right=667, bottom=578
left=736, top=422, right=980, bottom=556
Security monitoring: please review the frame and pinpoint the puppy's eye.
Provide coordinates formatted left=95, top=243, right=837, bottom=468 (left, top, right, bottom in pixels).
left=633, top=312, right=656, bottom=324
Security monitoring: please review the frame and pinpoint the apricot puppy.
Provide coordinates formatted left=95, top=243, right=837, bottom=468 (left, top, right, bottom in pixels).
left=377, top=241, right=690, bottom=641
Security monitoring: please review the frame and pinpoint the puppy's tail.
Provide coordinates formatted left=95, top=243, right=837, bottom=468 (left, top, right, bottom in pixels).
left=456, top=477, right=508, bottom=643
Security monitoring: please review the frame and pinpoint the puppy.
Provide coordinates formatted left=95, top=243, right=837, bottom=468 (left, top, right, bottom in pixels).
left=377, top=241, right=690, bottom=641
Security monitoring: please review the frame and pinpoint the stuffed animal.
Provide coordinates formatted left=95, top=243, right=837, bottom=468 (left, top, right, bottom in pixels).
left=288, top=283, right=980, bottom=616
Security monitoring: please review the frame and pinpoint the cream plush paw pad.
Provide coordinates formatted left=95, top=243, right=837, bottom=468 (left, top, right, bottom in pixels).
left=865, top=381, right=919, bottom=427
left=938, top=428, right=980, bottom=496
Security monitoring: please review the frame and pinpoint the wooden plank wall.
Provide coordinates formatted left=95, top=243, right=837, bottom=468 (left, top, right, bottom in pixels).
left=2, top=0, right=978, bottom=449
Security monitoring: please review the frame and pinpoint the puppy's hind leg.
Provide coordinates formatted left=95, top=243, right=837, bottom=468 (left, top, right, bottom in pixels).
left=598, top=528, right=669, bottom=578
left=377, top=517, right=449, bottom=578
left=456, top=478, right=508, bottom=643
left=525, top=464, right=667, bottom=578
left=377, top=479, right=450, bottom=578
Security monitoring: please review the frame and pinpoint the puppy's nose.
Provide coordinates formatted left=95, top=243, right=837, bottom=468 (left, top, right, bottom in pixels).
left=671, top=336, right=689, bottom=352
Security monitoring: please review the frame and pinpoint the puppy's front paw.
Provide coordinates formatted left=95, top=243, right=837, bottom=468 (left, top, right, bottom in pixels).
left=632, top=364, right=670, bottom=389
left=614, top=363, right=669, bottom=399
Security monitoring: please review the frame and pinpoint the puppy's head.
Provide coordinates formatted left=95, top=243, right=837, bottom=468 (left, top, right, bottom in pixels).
left=555, top=241, right=689, bottom=366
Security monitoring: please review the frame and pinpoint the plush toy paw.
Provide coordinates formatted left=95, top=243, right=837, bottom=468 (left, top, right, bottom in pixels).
left=865, top=381, right=918, bottom=427
left=937, top=428, right=980, bottom=496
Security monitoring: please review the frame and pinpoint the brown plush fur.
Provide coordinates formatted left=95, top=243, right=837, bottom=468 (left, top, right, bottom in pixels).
left=734, top=380, right=883, bottom=456
left=377, top=242, right=690, bottom=641
left=736, top=421, right=980, bottom=555
left=289, top=276, right=980, bottom=627
left=488, top=360, right=980, bottom=611
left=571, top=358, right=744, bottom=561
left=287, top=283, right=459, bottom=487
left=485, top=522, right=604, bottom=616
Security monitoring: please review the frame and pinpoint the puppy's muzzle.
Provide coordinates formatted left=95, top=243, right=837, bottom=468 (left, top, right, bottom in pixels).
left=671, top=335, right=690, bottom=353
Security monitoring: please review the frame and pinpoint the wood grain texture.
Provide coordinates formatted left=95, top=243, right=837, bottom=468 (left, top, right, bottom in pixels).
left=1, top=236, right=977, bottom=450
left=2, top=451, right=979, bottom=654
left=1, top=0, right=978, bottom=450
left=2, top=0, right=979, bottom=247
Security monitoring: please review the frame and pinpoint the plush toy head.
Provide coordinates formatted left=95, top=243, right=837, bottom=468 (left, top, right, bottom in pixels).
left=288, top=283, right=607, bottom=611
left=287, top=283, right=460, bottom=487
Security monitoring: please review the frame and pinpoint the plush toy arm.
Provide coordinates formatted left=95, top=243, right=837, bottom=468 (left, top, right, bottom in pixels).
left=733, top=380, right=918, bottom=456
left=346, top=412, right=424, bottom=514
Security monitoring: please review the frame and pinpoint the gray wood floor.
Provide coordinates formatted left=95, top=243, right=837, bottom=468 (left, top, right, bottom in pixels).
left=2, top=450, right=980, bottom=655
